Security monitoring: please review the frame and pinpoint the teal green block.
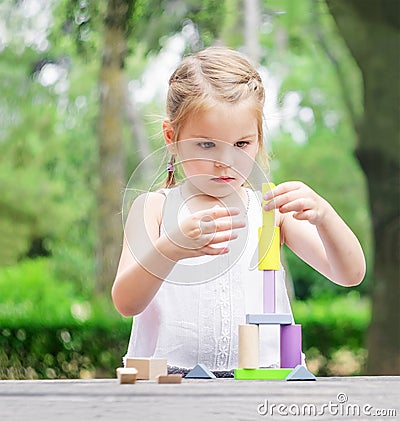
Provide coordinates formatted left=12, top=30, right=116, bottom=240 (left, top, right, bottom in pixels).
left=234, top=368, right=292, bottom=380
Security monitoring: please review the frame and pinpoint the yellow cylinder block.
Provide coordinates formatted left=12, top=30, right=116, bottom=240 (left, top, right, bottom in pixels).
left=258, top=182, right=280, bottom=270
left=258, top=226, right=280, bottom=270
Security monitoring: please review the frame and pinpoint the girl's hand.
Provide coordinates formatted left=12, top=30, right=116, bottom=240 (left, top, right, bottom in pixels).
left=161, top=205, right=246, bottom=261
left=263, top=181, right=330, bottom=226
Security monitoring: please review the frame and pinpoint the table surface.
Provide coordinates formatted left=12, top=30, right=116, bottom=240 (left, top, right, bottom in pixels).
left=0, top=376, right=399, bottom=420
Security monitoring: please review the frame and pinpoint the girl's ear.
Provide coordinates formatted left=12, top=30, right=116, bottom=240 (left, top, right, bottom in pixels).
left=162, top=119, right=176, bottom=153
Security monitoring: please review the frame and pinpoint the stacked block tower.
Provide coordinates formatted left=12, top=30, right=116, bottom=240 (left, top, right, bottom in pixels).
left=234, top=183, right=315, bottom=381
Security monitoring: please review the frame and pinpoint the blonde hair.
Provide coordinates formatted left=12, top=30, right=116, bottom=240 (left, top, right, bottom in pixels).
left=165, top=46, right=265, bottom=187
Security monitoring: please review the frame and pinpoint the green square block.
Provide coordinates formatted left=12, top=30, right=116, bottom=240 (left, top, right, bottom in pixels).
left=234, top=368, right=292, bottom=380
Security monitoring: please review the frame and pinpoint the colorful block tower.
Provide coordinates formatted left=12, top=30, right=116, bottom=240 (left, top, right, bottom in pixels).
left=234, top=183, right=315, bottom=381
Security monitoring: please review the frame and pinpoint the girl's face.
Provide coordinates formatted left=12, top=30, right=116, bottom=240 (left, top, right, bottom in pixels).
left=167, top=101, right=259, bottom=198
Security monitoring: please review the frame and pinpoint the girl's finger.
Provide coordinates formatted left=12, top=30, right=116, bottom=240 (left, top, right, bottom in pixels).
left=263, top=181, right=303, bottom=201
left=197, top=206, right=241, bottom=220
left=206, top=230, right=238, bottom=245
left=293, top=209, right=315, bottom=221
left=278, top=198, right=313, bottom=214
left=188, top=229, right=237, bottom=249
left=264, top=190, right=306, bottom=211
left=200, top=216, right=245, bottom=235
left=202, top=245, right=230, bottom=255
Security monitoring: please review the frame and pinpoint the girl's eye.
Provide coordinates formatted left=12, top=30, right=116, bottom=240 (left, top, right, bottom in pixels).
left=235, top=141, right=250, bottom=148
left=198, top=141, right=215, bottom=149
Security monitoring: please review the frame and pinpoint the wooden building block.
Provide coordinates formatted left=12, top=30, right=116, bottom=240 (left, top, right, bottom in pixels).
left=261, top=183, right=275, bottom=228
left=238, top=324, right=259, bottom=369
left=258, top=226, right=280, bottom=270
left=263, top=270, right=276, bottom=313
left=280, top=324, right=302, bottom=368
left=125, top=358, right=167, bottom=380
left=116, top=367, right=138, bottom=384
left=258, top=182, right=279, bottom=270
left=157, top=374, right=182, bottom=384
left=246, top=313, right=292, bottom=325
left=285, top=365, right=316, bottom=381
left=234, top=368, right=292, bottom=380
left=185, top=363, right=216, bottom=379
left=262, top=182, right=276, bottom=197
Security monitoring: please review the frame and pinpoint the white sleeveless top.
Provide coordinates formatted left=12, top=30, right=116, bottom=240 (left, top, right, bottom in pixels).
left=124, top=186, right=295, bottom=370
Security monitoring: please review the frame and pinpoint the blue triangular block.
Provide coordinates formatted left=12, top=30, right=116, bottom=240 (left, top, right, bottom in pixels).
left=285, top=365, right=316, bottom=381
left=185, top=363, right=216, bottom=379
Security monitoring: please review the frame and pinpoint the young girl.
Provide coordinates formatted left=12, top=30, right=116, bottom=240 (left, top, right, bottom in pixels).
left=112, top=47, right=366, bottom=376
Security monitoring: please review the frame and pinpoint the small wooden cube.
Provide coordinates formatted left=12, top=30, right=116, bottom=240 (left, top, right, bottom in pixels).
left=125, top=358, right=167, bottom=380
left=116, top=367, right=138, bottom=384
left=157, top=374, right=182, bottom=384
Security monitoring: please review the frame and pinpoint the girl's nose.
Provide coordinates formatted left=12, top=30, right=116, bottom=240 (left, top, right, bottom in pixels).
left=214, top=159, right=231, bottom=168
left=214, top=144, right=234, bottom=168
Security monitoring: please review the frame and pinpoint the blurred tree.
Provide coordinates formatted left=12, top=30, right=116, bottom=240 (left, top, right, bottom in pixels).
left=0, top=0, right=376, bottom=307
left=326, top=0, right=400, bottom=374
left=244, top=0, right=261, bottom=61
left=0, top=0, right=104, bottom=290
left=96, top=0, right=133, bottom=294
left=94, top=0, right=229, bottom=293
left=258, top=0, right=370, bottom=299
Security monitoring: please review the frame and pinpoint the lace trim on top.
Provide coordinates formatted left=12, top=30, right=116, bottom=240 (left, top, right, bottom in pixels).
left=215, top=264, right=230, bottom=370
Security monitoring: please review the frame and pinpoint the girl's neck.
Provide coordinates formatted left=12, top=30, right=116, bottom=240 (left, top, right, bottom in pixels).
left=180, top=181, right=248, bottom=214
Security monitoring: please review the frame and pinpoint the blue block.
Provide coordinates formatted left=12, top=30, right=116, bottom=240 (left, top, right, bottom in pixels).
left=185, top=363, right=216, bottom=379
left=285, top=365, right=316, bottom=381
left=246, top=313, right=292, bottom=325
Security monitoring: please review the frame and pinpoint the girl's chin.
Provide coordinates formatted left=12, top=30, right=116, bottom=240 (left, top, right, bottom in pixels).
left=187, top=182, right=243, bottom=198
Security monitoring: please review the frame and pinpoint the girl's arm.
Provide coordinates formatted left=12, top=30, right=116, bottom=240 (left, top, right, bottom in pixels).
left=112, top=192, right=173, bottom=316
left=264, top=181, right=366, bottom=286
left=112, top=192, right=245, bottom=316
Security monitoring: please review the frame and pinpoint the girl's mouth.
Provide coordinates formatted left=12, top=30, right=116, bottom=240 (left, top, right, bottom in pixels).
left=212, top=176, right=235, bottom=183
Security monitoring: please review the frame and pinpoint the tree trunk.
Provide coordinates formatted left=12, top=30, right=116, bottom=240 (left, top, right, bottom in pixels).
left=124, top=86, right=155, bottom=185
left=97, top=0, right=131, bottom=294
left=326, top=0, right=400, bottom=374
left=244, top=0, right=261, bottom=62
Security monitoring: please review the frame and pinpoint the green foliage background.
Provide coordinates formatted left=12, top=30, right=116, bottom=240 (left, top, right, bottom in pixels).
left=0, top=260, right=368, bottom=378
left=0, top=0, right=372, bottom=377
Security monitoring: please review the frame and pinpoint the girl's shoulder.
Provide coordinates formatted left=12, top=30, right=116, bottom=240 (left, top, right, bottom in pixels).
left=133, top=190, right=167, bottom=205
left=129, top=190, right=167, bottom=227
left=134, top=186, right=183, bottom=222
left=132, top=185, right=181, bottom=210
